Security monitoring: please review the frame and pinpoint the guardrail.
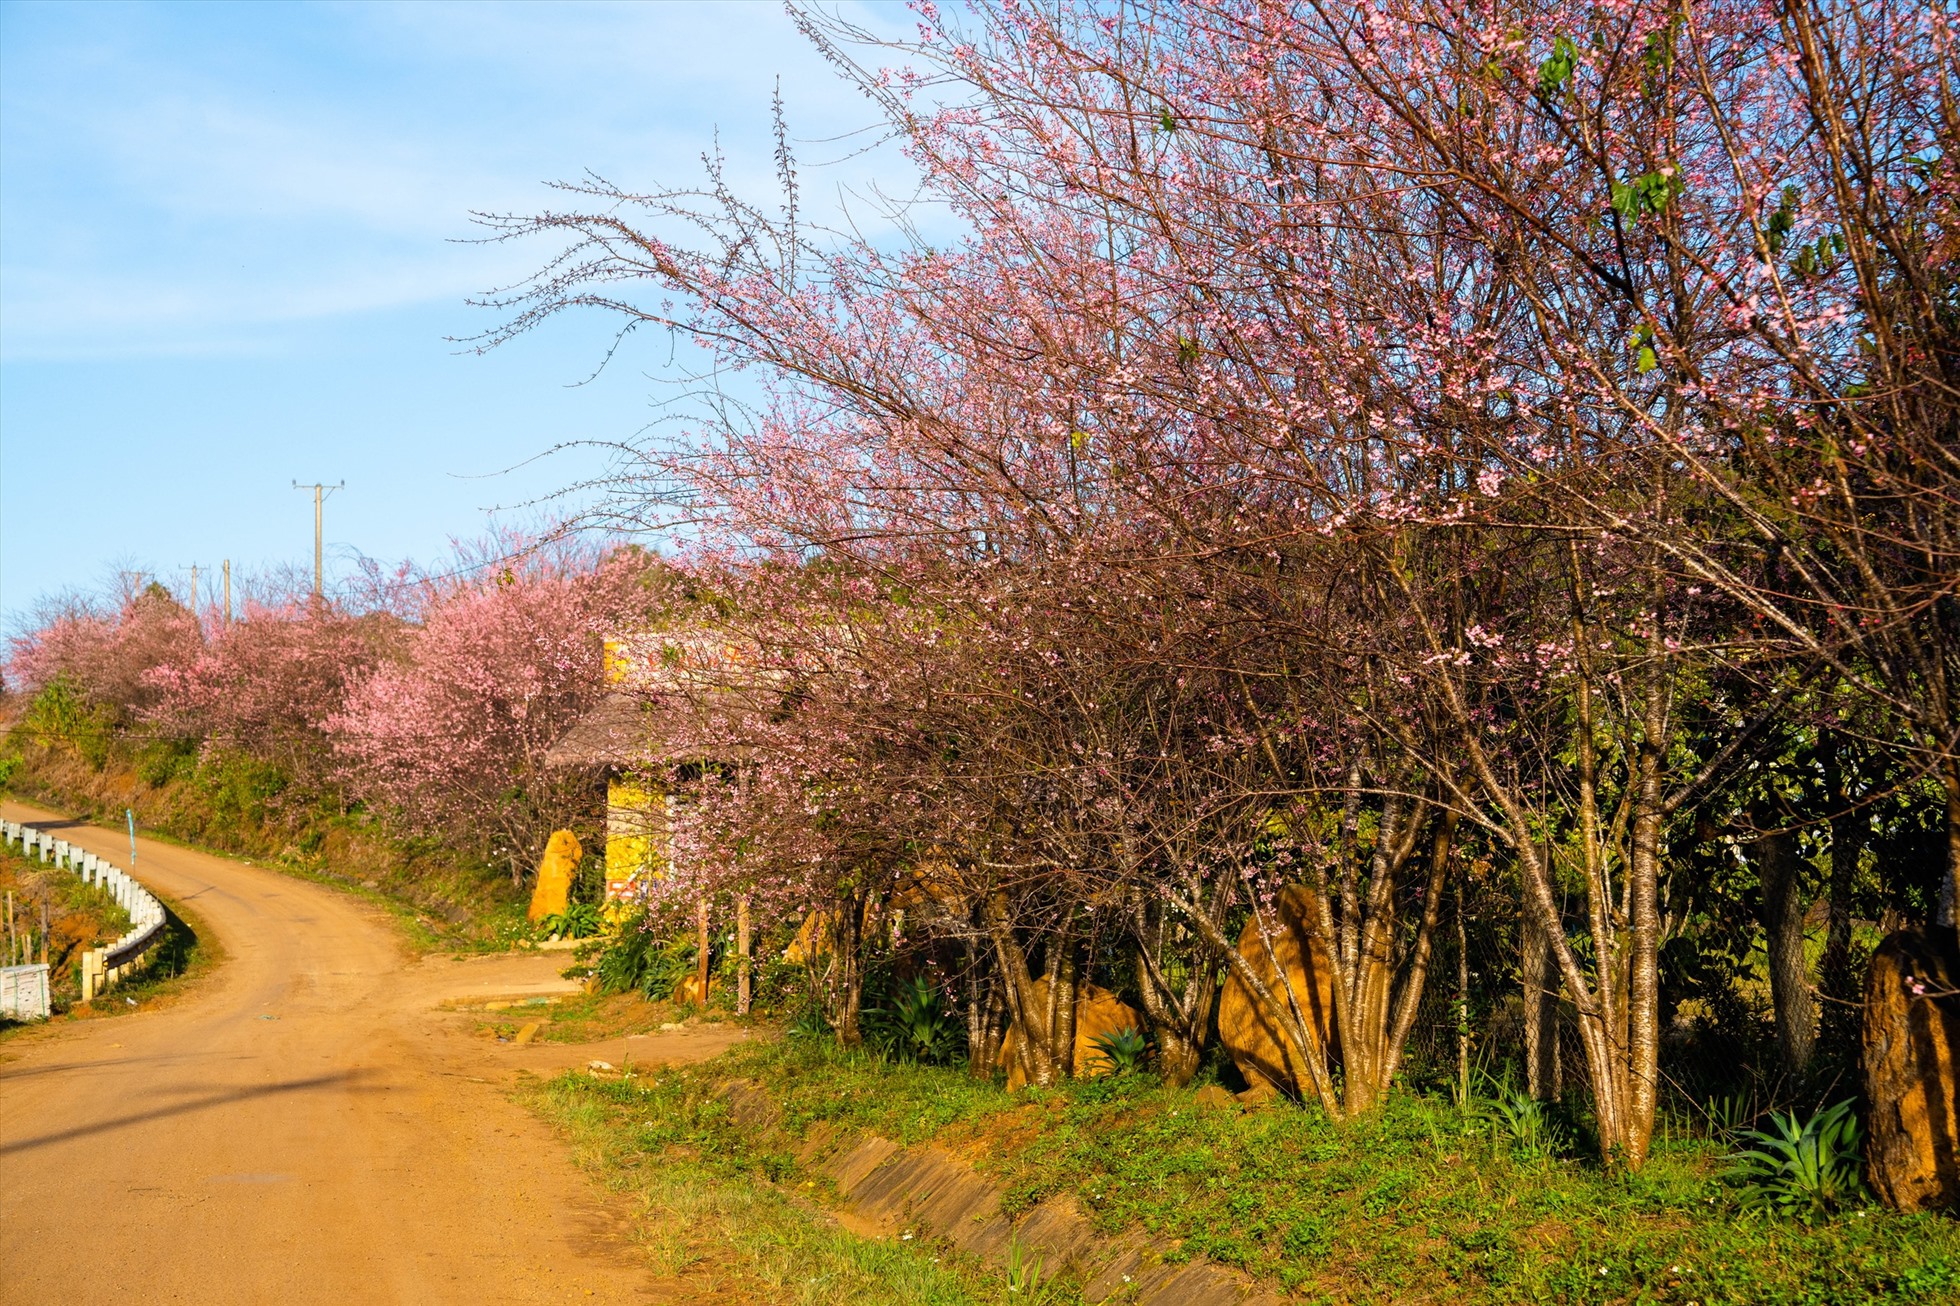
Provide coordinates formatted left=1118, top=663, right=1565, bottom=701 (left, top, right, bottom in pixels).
left=1, top=819, right=167, bottom=1007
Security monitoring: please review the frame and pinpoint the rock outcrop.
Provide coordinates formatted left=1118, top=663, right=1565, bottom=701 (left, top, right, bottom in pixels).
left=672, top=972, right=718, bottom=1007
left=997, top=978, right=1143, bottom=1089
left=1218, top=885, right=1339, bottom=1097
left=1864, top=924, right=1960, bottom=1212
left=783, top=910, right=832, bottom=965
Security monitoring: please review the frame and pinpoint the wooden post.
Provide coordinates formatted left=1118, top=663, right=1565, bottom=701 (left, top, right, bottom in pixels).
left=695, top=897, right=711, bottom=1008
left=736, top=895, right=752, bottom=1016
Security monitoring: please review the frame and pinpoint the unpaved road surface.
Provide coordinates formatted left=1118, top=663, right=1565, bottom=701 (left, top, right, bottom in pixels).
left=0, top=802, right=743, bottom=1305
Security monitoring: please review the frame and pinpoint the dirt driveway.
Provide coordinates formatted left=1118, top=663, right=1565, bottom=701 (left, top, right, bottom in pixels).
left=0, top=801, right=747, bottom=1305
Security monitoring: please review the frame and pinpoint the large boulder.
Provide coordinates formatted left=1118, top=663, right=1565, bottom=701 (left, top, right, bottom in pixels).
left=1218, top=885, right=1339, bottom=1098
left=784, top=910, right=833, bottom=965
left=1864, top=924, right=1960, bottom=1212
left=997, top=978, right=1142, bottom=1090
left=672, top=972, right=719, bottom=1007
left=526, top=830, right=583, bottom=923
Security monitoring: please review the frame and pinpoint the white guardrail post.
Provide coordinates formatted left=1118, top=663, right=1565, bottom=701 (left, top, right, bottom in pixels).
left=1, top=819, right=168, bottom=1017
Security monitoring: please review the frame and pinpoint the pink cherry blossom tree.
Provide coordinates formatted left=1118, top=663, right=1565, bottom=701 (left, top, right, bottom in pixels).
left=477, top=0, right=1951, bottom=1171
left=329, top=546, right=649, bottom=883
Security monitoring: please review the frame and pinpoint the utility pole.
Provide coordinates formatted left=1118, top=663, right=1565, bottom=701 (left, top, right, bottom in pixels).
left=187, top=564, right=199, bottom=615
left=223, top=559, right=232, bottom=624
left=292, top=481, right=344, bottom=600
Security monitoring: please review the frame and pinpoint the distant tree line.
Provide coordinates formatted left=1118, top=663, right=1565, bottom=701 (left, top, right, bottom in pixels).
left=3, top=538, right=652, bottom=885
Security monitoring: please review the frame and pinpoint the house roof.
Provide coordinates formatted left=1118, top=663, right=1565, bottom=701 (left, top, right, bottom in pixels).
left=545, top=692, right=757, bottom=770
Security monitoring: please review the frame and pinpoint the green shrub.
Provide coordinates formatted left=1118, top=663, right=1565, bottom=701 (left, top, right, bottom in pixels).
left=863, top=974, right=962, bottom=1065
left=1472, top=1073, right=1565, bottom=1161
left=136, top=739, right=197, bottom=787
left=25, top=678, right=112, bottom=766
left=586, top=913, right=699, bottom=999
left=537, top=902, right=604, bottom=940
left=1729, top=1099, right=1866, bottom=1219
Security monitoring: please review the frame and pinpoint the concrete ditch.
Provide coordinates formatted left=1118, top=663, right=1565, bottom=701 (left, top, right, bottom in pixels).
left=718, top=1080, right=1279, bottom=1305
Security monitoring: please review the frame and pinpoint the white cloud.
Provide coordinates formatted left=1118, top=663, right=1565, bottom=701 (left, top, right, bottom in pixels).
left=0, top=0, right=923, bottom=360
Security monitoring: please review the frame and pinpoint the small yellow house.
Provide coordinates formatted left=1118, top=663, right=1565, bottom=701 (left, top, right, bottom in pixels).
left=546, top=632, right=773, bottom=901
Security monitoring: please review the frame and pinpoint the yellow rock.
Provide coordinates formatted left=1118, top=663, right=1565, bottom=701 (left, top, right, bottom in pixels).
left=996, top=979, right=1142, bottom=1090
left=1218, top=885, right=1339, bottom=1098
left=1864, top=924, right=1960, bottom=1211
left=672, top=972, right=717, bottom=1007
left=1193, top=1084, right=1238, bottom=1111
left=783, top=910, right=833, bottom=965
left=527, top=829, right=584, bottom=922
left=514, top=1022, right=541, bottom=1045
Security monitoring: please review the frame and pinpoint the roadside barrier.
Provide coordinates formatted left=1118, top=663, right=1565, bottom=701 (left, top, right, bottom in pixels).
left=1, top=820, right=167, bottom=1009
left=1, top=963, right=50, bottom=1021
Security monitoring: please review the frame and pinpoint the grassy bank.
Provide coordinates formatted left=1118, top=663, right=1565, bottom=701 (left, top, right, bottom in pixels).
left=0, top=711, right=529, bottom=948
left=534, top=1070, right=1044, bottom=1305
left=528, top=1037, right=1959, bottom=1305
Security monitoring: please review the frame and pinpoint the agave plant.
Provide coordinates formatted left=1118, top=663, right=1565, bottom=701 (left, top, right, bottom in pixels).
left=1088, top=1025, right=1152, bottom=1075
left=1729, top=1100, right=1865, bottom=1219
left=864, top=975, right=962, bottom=1065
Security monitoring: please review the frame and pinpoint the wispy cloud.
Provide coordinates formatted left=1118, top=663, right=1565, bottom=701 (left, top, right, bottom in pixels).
left=0, top=0, right=919, bottom=361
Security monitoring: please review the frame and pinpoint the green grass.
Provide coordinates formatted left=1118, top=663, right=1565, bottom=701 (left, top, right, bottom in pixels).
left=529, top=1037, right=1960, bottom=1305
left=530, top=1072, right=1060, bottom=1304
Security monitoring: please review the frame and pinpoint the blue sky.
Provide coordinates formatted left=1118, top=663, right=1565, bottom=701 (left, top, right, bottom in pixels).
left=1, top=0, right=916, bottom=623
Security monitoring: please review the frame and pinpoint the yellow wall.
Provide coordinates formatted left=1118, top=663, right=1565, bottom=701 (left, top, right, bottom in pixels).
left=604, top=777, right=669, bottom=901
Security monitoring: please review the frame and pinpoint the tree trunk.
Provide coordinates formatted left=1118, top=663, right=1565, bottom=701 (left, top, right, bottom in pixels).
left=1754, top=820, right=1817, bottom=1075
left=1133, top=950, right=1208, bottom=1087
left=1377, top=811, right=1459, bottom=1100
left=1521, top=887, right=1561, bottom=1102
left=735, top=894, right=751, bottom=1016
left=1819, top=733, right=1861, bottom=1008
left=694, top=896, right=711, bottom=1009
left=1129, top=893, right=1222, bottom=1087
left=1456, top=874, right=1471, bottom=1105
left=983, top=891, right=1060, bottom=1086
left=829, top=892, right=865, bottom=1048
left=1623, top=725, right=1666, bottom=1168
left=1053, top=934, right=1080, bottom=1077
left=965, top=938, right=1005, bottom=1079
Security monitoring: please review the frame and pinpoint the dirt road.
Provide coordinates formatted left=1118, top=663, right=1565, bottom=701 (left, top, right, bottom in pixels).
left=0, top=802, right=740, bottom=1305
